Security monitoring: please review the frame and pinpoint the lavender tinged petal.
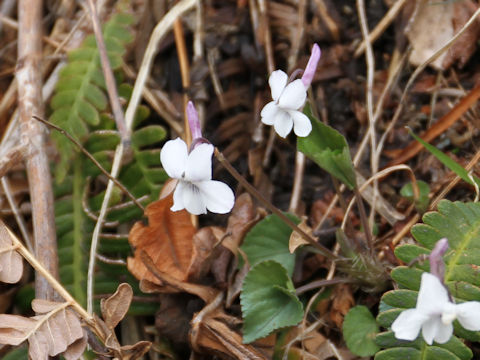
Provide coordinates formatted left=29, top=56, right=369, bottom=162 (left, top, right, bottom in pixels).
left=429, top=238, right=449, bottom=282
left=187, top=101, right=202, bottom=141
left=301, top=43, right=321, bottom=88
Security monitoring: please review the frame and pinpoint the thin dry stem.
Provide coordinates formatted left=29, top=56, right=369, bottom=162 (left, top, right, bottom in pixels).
left=32, top=116, right=144, bottom=210
left=173, top=19, right=192, bottom=145
left=356, top=0, right=378, bottom=235
left=257, top=0, right=275, bottom=74
left=354, top=0, right=408, bottom=57
left=289, top=151, right=306, bottom=213
left=85, top=0, right=127, bottom=139
left=87, top=142, right=124, bottom=315
left=287, top=1, right=307, bottom=214
left=341, top=165, right=419, bottom=231
left=1, top=177, right=33, bottom=253
left=287, top=0, right=306, bottom=71
left=0, top=13, right=61, bottom=48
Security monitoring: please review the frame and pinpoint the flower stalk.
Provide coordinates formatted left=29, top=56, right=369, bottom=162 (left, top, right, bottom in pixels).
left=214, top=148, right=337, bottom=260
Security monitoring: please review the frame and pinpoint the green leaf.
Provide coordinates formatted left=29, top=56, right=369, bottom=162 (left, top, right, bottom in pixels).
left=410, top=130, right=480, bottom=187
left=297, top=104, right=356, bottom=189
left=240, top=213, right=299, bottom=277
left=240, top=261, right=303, bottom=343
left=343, top=305, right=380, bottom=356
left=2, top=347, right=28, bottom=360
left=375, top=347, right=421, bottom=360
left=131, top=125, right=167, bottom=149
left=400, top=180, right=430, bottom=213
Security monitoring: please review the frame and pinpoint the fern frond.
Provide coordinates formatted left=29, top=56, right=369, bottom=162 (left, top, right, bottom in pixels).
left=49, top=13, right=134, bottom=183
left=375, top=200, right=480, bottom=360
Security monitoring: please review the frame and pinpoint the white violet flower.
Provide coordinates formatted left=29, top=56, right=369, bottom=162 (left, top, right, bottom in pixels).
left=260, top=44, right=321, bottom=138
left=160, top=138, right=235, bottom=215
left=392, top=272, right=480, bottom=345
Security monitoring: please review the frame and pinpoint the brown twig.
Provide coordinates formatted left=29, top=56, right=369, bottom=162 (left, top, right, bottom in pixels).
left=17, top=0, right=59, bottom=301
left=173, top=18, right=192, bottom=145
left=215, top=148, right=337, bottom=260
left=295, top=278, right=353, bottom=296
left=32, top=116, right=145, bottom=211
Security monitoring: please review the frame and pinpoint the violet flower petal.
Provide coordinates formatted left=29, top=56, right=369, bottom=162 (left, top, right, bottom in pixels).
left=187, top=101, right=202, bottom=141
left=429, top=238, right=449, bottom=282
left=301, top=43, right=321, bottom=88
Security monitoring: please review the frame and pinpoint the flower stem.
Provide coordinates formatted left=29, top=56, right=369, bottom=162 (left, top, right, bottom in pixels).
left=215, top=149, right=337, bottom=260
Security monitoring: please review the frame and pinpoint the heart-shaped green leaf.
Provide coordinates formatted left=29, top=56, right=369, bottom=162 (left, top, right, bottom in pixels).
left=240, top=261, right=303, bottom=343
left=343, top=305, right=380, bottom=356
left=240, top=213, right=299, bottom=277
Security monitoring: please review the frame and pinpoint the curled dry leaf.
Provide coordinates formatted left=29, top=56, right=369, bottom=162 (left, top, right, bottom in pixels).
left=289, top=216, right=313, bottom=253
left=101, top=283, right=133, bottom=329
left=127, top=192, right=196, bottom=285
left=0, top=220, right=23, bottom=284
left=94, top=311, right=151, bottom=360
left=190, top=308, right=268, bottom=360
left=0, top=299, right=86, bottom=360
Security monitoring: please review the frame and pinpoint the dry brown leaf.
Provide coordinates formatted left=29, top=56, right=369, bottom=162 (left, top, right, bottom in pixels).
left=190, top=309, right=268, bottom=360
left=116, top=341, right=152, bottom=360
left=0, top=300, right=85, bottom=360
left=62, top=334, right=88, bottom=360
left=222, top=193, right=258, bottom=254
left=94, top=313, right=151, bottom=360
left=289, top=216, right=312, bottom=253
left=330, top=284, right=355, bottom=328
left=289, top=339, right=349, bottom=360
left=188, top=226, right=221, bottom=281
left=101, top=283, right=133, bottom=330
left=226, top=262, right=249, bottom=307
left=127, top=192, right=196, bottom=285
left=407, top=0, right=480, bottom=70
left=0, top=220, right=23, bottom=284
left=139, top=251, right=218, bottom=303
